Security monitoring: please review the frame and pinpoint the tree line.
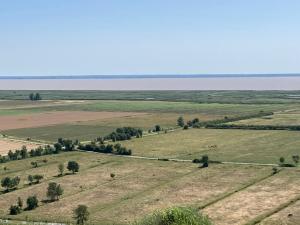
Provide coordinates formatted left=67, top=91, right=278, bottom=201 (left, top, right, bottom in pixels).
left=29, top=93, right=42, bottom=101
left=0, top=139, right=76, bottom=164
left=79, top=142, right=132, bottom=155
left=103, top=127, right=143, bottom=141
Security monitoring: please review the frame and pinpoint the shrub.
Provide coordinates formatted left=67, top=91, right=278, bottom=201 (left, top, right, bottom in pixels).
left=133, top=207, right=213, bottom=225
left=183, top=125, right=189, bottom=130
left=26, top=196, right=38, bottom=210
left=9, top=205, right=21, bottom=215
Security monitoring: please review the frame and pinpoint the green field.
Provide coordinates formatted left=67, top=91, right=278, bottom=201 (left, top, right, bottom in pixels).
left=121, top=128, right=300, bottom=164
left=1, top=90, right=300, bottom=104
left=231, top=112, right=300, bottom=126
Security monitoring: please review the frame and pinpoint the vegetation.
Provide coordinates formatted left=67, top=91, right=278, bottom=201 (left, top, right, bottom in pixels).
left=47, top=182, right=64, bottom=201
left=29, top=93, right=42, bottom=101
left=133, top=207, right=213, bottom=225
left=58, top=163, right=65, bottom=176
left=74, top=205, right=89, bottom=225
left=26, top=195, right=38, bottom=210
left=79, top=143, right=132, bottom=155
left=104, top=127, right=143, bottom=141
left=67, top=161, right=80, bottom=174
left=1, top=176, right=20, bottom=192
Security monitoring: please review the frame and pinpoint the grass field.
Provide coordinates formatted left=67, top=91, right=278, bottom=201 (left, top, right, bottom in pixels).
left=231, top=112, right=300, bottom=126
left=120, top=128, right=300, bottom=164
left=1, top=90, right=300, bottom=104
left=2, top=113, right=221, bottom=142
left=0, top=151, right=276, bottom=225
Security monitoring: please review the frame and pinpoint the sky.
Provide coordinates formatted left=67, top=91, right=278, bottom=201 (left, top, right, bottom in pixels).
left=0, top=0, right=300, bottom=76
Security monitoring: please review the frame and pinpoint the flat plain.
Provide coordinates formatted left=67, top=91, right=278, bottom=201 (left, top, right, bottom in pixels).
left=0, top=91, right=300, bottom=225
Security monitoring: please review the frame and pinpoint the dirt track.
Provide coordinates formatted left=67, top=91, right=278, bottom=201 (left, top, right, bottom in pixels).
left=0, top=111, right=146, bottom=131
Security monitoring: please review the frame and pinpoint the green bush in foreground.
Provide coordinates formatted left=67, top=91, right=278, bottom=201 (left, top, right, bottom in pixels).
left=133, top=207, right=213, bottom=225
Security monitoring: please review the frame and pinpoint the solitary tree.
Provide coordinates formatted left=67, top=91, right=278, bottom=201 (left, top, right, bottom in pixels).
left=201, top=155, right=209, bottom=168
left=58, top=163, right=65, bottom=176
left=28, top=175, right=34, bottom=185
left=26, top=196, right=38, bottom=210
left=67, top=161, right=79, bottom=174
left=74, top=205, right=89, bottom=225
left=47, top=182, right=64, bottom=201
left=177, top=116, right=185, bottom=127
left=279, top=157, right=285, bottom=165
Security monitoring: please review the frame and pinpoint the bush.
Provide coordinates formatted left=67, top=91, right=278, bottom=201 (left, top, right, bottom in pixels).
left=26, top=196, right=38, bottom=210
left=133, top=207, right=213, bottom=225
left=9, top=205, right=21, bottom=215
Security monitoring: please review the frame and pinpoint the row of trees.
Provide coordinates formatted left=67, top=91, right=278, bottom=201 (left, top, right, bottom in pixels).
left=177, top=116, right=201, bottom=129
left=29, top=93, right=42, bottom=101
left=0, top=139, right=77, bottom=164
left=1, top=161, right=79, bottom=194
left=103, top=127, right=143, bottom=141
left=79, top=143, right=132, bottom=155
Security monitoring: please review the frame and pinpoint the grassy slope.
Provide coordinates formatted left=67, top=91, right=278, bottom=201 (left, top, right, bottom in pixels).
left=0, top=152, right=272, bottom=225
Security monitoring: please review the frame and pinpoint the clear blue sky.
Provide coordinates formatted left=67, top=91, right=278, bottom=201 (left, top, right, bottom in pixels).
left=0, top=0, right=300, bottom=76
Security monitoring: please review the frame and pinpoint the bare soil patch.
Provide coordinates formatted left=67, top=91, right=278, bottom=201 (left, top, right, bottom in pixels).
left=0, top=111, right=146, bottom=131
left=0, top=138, right=41, bottom=155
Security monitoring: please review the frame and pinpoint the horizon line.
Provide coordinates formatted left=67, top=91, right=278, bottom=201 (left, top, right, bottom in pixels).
left=1, top=73, right=300, bottom=79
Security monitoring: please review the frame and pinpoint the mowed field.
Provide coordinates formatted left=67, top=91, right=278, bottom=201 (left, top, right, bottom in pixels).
left=121, top=128, right=300, bottom=164
left=0, top=152, right=299, bottom=225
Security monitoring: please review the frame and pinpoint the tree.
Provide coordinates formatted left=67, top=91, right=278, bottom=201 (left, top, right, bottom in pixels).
left=26, top=196, right=38, bottom=210
left=154, top=125, right=161, bottom=132
left=67, top=161, right=79, bottom=174
left=74, top=205, right=89, bottom=225
left=31, top=161, right=38, bottom=168
left=17, top=197, right=23, bottom=208
left=28, top=175, right=34, bottom=185
left=29, top=93, right=35, bottom=101
left=201, top=155, right=209, bottom=168
left=35, top=93, right=42, bottom=100
left=1, top=176, right=20, bottom=192
left=58, top=163, right=65, bottom=176
left=47, top=182, right=64, bottom=201
left=177, top=116, right=185, bottom=127
left=279, top=157, right=285, bottom=165
left=9, top=205, right=21, bottom=215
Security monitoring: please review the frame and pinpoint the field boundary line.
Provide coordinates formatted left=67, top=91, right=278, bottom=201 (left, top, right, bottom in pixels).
left=242, top=195, right=300, bottom=225
left=80, top=150, right=280, bottom=167
left=198, top=169, right=283, bottom=210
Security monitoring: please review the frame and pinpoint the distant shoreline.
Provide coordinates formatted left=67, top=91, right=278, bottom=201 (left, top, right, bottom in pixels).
left=1, top=74, right=300, bottom=80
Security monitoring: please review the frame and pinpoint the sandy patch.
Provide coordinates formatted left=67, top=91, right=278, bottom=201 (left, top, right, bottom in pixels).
left=0, top=111, right=146, bottom=131
left=0, top=138, right=41, bottom=155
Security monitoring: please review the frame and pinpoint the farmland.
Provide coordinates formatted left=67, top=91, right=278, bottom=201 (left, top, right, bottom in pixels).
left=0, top=92, right=300, bottom=225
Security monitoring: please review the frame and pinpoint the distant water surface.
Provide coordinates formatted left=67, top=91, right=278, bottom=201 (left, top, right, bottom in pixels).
left=0, top=77, right=299, bottom=90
